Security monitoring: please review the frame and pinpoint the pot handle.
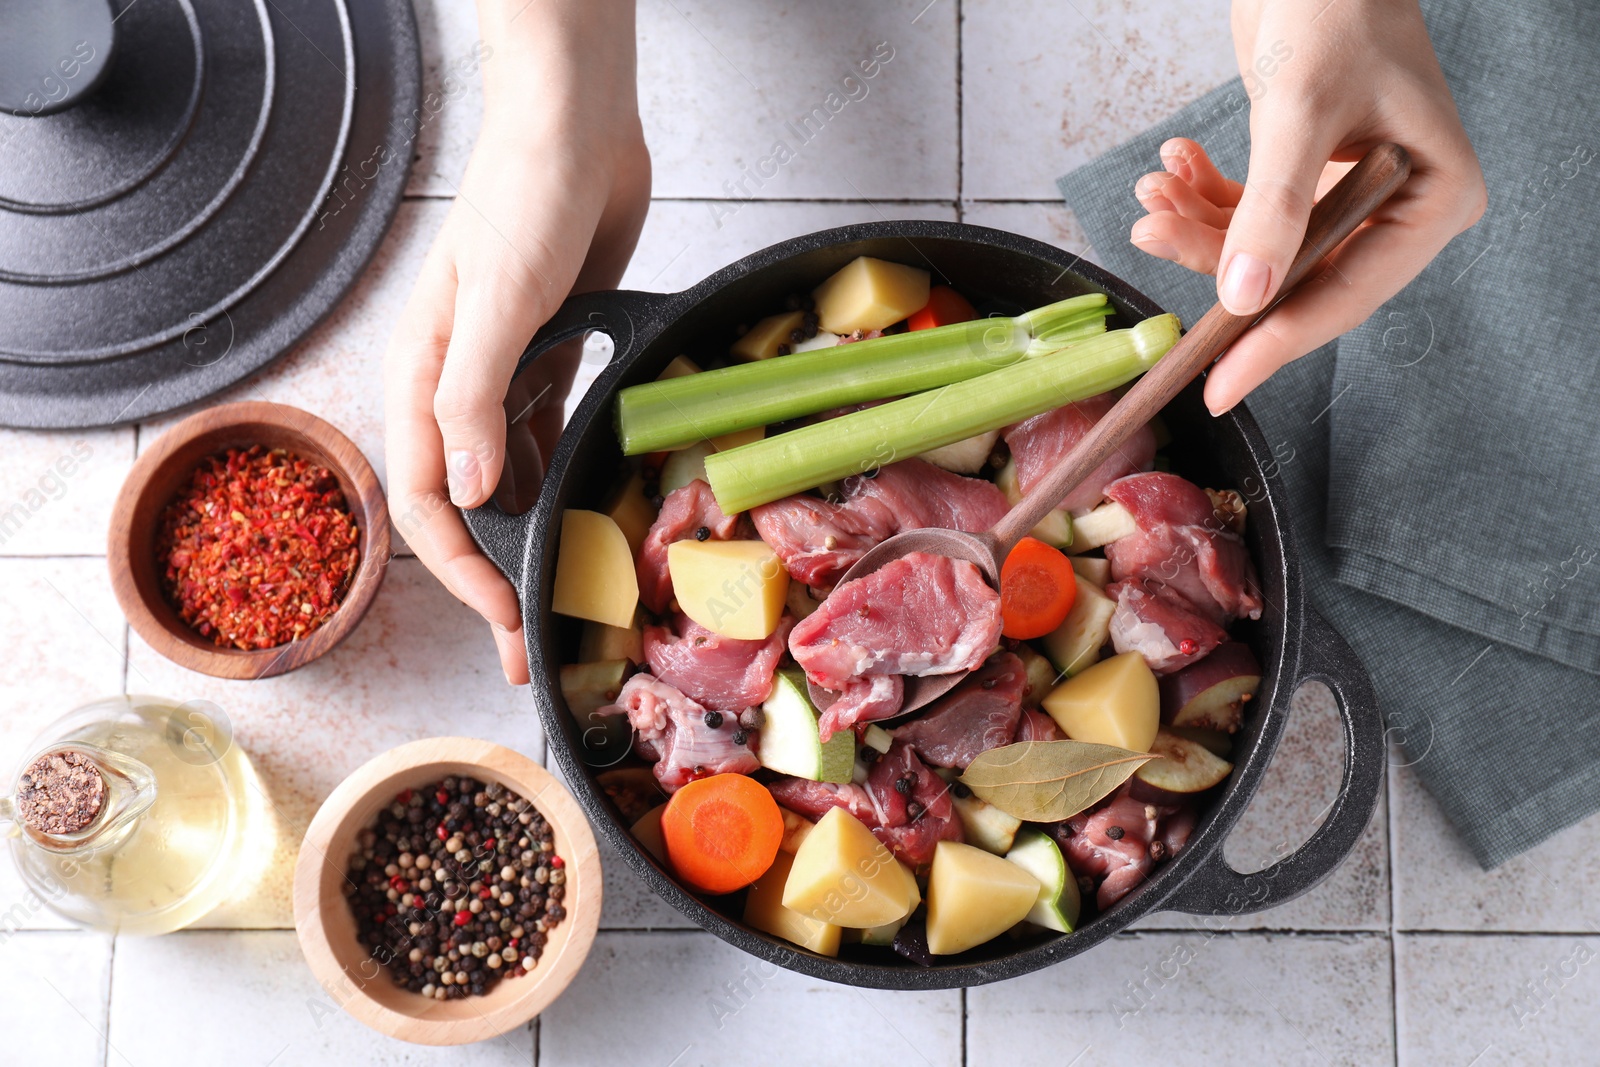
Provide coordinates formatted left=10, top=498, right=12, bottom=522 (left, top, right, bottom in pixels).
left=461, top=288, right=662, bottom=583
left=1161, top=604, right=1385, bottom=916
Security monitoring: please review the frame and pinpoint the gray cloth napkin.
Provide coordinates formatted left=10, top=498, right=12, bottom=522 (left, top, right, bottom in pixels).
left=1058, top=0, right=1600, bottom=868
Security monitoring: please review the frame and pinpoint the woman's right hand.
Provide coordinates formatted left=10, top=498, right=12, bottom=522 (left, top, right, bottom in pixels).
left=385, top=0, right=650, bottom=684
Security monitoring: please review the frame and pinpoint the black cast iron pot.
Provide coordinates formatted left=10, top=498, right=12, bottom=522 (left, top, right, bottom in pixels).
left=463, top=220, right=1385, bottom=990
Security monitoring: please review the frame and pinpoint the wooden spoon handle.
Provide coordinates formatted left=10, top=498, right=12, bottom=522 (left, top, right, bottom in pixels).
left=989, top=141, right=1412, bottom=552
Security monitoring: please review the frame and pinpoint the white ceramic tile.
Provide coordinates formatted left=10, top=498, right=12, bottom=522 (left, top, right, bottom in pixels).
left=962, top=0, right=1236, bottom=199
left=1139, top=683, right=1390, bottom=932
left=639, top=0, right=958, bottom=199
left=0, top=560, right=128, bottom=932
left=622, top=198, right=960, bottom=295
left=0, top=559, right=129, bottom=754
left=1391, top=763, right=1600, bottom=933
left=960, top=201, right=1097, bottom=260
left=0, top=428, right=134, bottom=557
left=109, top=930, right=536, bottom=1064
left=969, top=932, right=1393, bottom=1067
left=122, top=558, right=543, bottom=929
left=1396, top=934, right=1600, bottom=1065
left=407, top=0, right=487, bottom=197
left=0, top=931, right=113, bottom=1067
left=540, top=931, right=963, bottom=1066
left=136, top=200, right=452, bottom=512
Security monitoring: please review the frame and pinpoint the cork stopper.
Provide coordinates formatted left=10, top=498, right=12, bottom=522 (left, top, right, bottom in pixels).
left=17, top=749, right=106, bottom=836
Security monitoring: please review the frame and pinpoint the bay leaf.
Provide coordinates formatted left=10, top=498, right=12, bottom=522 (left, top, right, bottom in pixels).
left=959, top=740, right=1155, bottom=822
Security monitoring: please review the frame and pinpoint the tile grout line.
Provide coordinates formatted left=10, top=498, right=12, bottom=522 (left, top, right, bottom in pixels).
left=953, top=0, right=964, bottom=224
left=63, top=925, right=1594, bottom=937
left=398, top=194, right=1065, bottom=206
left=122, top=422, right=139, bottom=698
left=1387, top=762, right=1403, bottom=1067
left=101, top=934, right=116, bottom=1067
left=959, top=986, right=967, bottom=1067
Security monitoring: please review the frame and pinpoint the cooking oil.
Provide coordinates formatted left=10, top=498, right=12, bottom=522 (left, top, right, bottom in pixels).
left=2, top=695, right=271, bottom=935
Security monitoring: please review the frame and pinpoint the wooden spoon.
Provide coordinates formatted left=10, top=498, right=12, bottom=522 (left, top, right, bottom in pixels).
left=808, top=142, right=1413, bottom=718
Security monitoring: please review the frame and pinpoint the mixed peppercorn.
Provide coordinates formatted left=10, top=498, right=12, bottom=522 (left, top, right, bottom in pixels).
left=155, top=445, right=360, bottom=650
left=345, top=776, right=568, bottom=1000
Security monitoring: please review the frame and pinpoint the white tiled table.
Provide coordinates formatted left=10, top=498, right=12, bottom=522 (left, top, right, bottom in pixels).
left=6, top=2, right=1599, bottom=1064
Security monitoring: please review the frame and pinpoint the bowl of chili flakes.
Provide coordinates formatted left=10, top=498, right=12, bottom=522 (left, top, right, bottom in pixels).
left=110, top=401, right=391, bottom=679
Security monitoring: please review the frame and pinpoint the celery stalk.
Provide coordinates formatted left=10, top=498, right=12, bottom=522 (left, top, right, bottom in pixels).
left=614, top=294, right=1112, bottom=454
left=704, top=314, right=1181, bottom=515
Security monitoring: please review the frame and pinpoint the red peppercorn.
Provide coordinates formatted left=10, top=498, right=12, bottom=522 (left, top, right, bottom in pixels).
left=550, top=855, right=564, bottom=869
left=397, top=789, right=413, bottom=804
left=389, top=875, right=408, bottom=891
left=436, top=824, right=448, bottom=841
left=483, top=838, right=495, bottom=849
left=454, top=911, right=471, bottom=927
left=436, top=790, right=450, bottom=804
left=479, top=888, right=493, bottom=900
left=1178, top=639, right=1198, bottom=656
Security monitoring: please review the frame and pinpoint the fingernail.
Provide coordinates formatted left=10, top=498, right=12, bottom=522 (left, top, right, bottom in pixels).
left=1135, top=174, right=1165, bottom=199
left=446, top=449, right=481, bottom=507
left=1161, top=149, right=1193, bottom=183
left=1220, top=254, right=1270, bottom=315
left=1133, top=234, right=1179, bottom=261
left=1207, top=399, right=1234, bottom=417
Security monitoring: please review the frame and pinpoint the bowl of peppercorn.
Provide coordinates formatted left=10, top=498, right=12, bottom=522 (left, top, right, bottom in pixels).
left=109, top=400, right=390, bottom=680
left=293, top=737, right=602, bottom=1045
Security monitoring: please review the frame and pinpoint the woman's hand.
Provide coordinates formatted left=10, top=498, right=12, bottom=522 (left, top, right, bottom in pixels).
left=385, top=0, right=650, bottom=683
left=1129, top=0, right=1486, bottom=415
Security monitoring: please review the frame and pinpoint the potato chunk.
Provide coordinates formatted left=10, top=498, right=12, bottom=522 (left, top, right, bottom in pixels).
left=631, top=804, right=668, bottom=864
left=1042, top=650, right=1160, bottom=752
left=667, top=539, right=789, bottom=639
left=603, top=470, right=655, bottom=558
left=732, top=311, right=807, bottom=361
left=782, top=807, right=915, bottom=928
left=812, top=256, right=931, bottom=334
left=744, top=849, right=843, bottom=956
left=552, top=510, right=639, bottom=628
left=925, top=840, right=1040, bottom=955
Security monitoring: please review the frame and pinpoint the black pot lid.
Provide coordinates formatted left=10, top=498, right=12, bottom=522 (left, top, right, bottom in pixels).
left=0, top=0, right=420, bottom=428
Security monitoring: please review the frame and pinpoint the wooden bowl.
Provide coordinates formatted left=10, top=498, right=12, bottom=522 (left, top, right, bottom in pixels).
left=293, top=737, right=602, bottom=1046
left=108, top=400, right=390, bottom=679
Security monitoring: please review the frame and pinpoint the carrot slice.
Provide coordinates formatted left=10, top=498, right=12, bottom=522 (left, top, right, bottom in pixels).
left=661, top=773, right=784, bottom=894
left=1000, top=536, right=1078, bottom=639
left=907, top=285, right=978, bottom=331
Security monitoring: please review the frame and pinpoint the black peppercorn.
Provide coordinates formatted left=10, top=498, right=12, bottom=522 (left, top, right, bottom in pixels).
left=951, top=781, right=971, bottom=799
left=894, top=776, right=913, bottom=796
left=1105, top=825, right=1125, bottom=840
left=732, top=730, right=747, bottom=746
left=694, top=525, right=711, bottom=541
left=703, top=710, right=723, bottom=729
